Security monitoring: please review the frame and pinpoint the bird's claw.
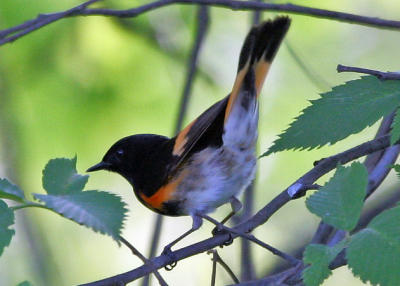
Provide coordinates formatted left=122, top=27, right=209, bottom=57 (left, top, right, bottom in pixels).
left=212, top=226, right=234, bottom=247
left=162, top=246, right=178, bottom=271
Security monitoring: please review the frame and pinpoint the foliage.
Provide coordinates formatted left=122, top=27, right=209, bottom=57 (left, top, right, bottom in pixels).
left=303, top=162, right=400, bottom=286
left=0, top=200, right=15, bottom=256
left=302, top=241, right=345, bottom=286
left=0, top=179, right=25, bottom=203
left=0, top=157, right=128, bottom=258
left=306, top=162, right=367, bottom=231
left=35, top=191, right=126, bottom=241
left=390, top=110, right=400, bottom=144
left=264, top=76, right=400, bottom=156
left=42, top=157, right=89, bottom=195
left=391, top=164, right=400, bottom=178
left=347, top=205, right=400, bottom=286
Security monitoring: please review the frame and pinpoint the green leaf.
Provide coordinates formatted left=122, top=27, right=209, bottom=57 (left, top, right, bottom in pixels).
left=302, top=241, right=346, bottom=286
left=0, top=178, right=25, bottom=203
left=391, top=109, right=400, bottom=144
left=306, top=162, right=367, bottom=231
left=42, top=157, right=88, bottom=195
left=17, top=282, right=33, bottom=286
left=34, top=191, right=127, bottom=241
left=391, top=164, right=400, bottom=178
left=0, top=200, right=15, bottom=256
left=347, top=205, right=400, bottom=286
left=264, top=76, right=400, bottom=156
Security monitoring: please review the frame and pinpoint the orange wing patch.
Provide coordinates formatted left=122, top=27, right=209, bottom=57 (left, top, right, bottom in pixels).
left=173, top=120, right=196, bottom=156
left=140, top=172, right=186, bottom=210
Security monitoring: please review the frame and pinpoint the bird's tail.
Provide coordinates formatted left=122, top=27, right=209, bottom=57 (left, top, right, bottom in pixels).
left=225, top=17, right=290, bottom=122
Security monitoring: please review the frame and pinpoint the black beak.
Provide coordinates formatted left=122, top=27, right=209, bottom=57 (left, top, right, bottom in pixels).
left=87, top=161, right=111, bottom=172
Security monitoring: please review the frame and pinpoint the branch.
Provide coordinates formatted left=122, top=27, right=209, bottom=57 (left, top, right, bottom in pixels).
left=119, top=237, right=168, bottom=286
left=202, top=214, right=300, bottom=266
left=353, top=188, right=400, bottom=233
left=208, top=250, right=240, bottom=284
left=2, top=0, right=400, bottom=46
left=78, top=135, right=395, bottom=286
left=364, top=112, right=396, bottom=173
left=0, top=0, right=101, bottom=45
left=337, top=64, right=400, bottom=80
left=241, top=135, right=393, bottom=233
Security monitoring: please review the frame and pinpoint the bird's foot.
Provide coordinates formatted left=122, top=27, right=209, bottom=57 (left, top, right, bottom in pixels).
left=162, top=246, right=178, bottom=271
left=212, top=225, right=234, bottom=246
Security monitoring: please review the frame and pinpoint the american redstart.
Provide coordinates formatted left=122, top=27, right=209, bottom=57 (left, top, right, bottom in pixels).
left=88, top=17, right=290, bottom=255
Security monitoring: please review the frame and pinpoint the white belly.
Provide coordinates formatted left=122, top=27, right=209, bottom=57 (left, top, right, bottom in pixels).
left=177, top=146, right=256, bottom=215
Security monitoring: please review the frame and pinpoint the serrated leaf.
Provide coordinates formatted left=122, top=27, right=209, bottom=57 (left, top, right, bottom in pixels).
left=0, top=200, right=15, bottom=256
left=303, top=241, right=345, bottom=286
left=0, top=178, right=25, bottom=203
left=391, top=164, right=400, bottom=179
left=264, top=76, right=400, bottom=156
left=42, top=157, right=88, bottom=195
left=34, top=191, right=127, bottom=241
left=306, top=162, right=367, bottom=231
left=390, top=110, right=400, bottom=144
left=347, top=205, right=400, bottom=286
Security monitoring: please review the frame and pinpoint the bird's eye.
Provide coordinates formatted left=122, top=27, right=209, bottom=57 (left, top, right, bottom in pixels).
left=117, top=149, right=124, bottom=156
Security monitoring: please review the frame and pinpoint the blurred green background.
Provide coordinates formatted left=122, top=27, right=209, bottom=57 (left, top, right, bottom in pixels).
left=0, top=0, right=399, bottom=285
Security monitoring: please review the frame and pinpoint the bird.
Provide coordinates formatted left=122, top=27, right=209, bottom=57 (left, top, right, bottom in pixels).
left=87, top=16, right=290, bottom=257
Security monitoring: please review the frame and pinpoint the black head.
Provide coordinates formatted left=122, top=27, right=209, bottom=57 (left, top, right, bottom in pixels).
left=87, top=134, right=172, bottom=190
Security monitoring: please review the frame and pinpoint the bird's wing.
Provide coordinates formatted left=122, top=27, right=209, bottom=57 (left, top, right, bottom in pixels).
left=169, top=96, right=229, bottom=174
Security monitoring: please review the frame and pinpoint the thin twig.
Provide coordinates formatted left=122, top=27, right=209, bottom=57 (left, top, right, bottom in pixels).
left=202, top=215, right=300, bottom=266
left=119, top=236, right=168, bottom=286
left=353, top=188, right=400, bottom=233
left=143, top=215, right=163, bottom=286
left=232, top=263, right=304, bottom=286
left=364, top=112, right=396, bottom=173
left=210, top=250, right=218, bottom=286
left=2, top=0, right=400, bottom=46
left=208, top=250, right=240, bottom=284
left=285, top=41, right=331, bottom=91
left=239, top=183, right=256, bottom=281
left=337, top=64, right=400, bottom=80
left=365, top=145, right=400, bottom=198
left=142, top=6, right=210, bottom=286
left=251, top=0, right=262, bottom=25
left=0, top=0, right=101, bottom=45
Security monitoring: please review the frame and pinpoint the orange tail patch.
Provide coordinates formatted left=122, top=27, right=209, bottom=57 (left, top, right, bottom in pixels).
left=224, top=17, right=290, bottom=123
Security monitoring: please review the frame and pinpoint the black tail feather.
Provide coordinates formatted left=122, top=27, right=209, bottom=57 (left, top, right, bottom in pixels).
left=237, top=16, right=291, bottom=72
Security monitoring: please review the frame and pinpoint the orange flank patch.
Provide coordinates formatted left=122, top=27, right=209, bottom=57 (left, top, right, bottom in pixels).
left=140, top=172, right=185, bottom=210
left=255, top=61, right=270, bottom=97
left=173, top=120, right=196, bottom=156
left=224, top=61, right=249, bottom=123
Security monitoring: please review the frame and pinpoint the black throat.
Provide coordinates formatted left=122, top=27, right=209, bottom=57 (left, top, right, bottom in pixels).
left=116, top=135, right=175, bottom=198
